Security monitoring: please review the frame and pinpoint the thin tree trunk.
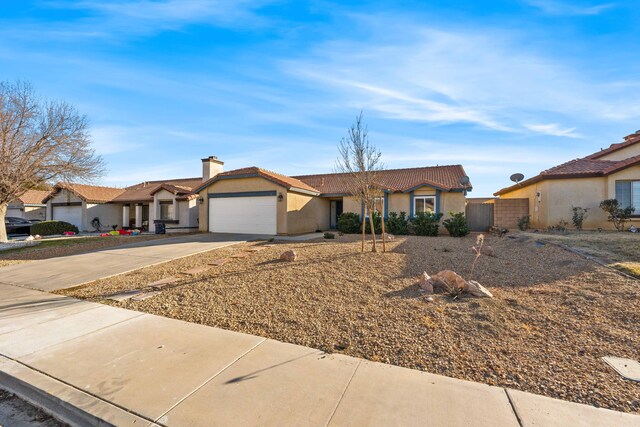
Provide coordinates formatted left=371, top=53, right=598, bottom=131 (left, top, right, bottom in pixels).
left=368, top=212, right=377, bottom=252
left=0, top=203, right=8, bottom=243
left=361, top=210, right=366, bottom=253
left=381, top=213, right=387, bottom=253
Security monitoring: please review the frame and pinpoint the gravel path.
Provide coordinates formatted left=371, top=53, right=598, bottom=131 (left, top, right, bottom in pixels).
left=60, top=234, right=640, bottom=414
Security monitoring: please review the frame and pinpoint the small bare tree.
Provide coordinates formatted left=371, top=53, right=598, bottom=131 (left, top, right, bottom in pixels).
left=0, top=81, right=104, bottom=242
left=336, top=112, right=386, bottom=253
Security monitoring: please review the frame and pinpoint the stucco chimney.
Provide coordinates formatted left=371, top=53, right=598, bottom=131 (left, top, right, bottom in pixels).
left=202, top=156, right=224, bottom=181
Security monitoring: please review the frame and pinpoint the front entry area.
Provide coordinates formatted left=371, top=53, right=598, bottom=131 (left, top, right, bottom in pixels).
left=208, top=193, right=277, bottom=235
left=330, top=200, right=343, bottom=229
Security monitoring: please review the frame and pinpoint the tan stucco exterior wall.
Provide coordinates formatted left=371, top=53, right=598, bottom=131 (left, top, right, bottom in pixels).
left=499, top=169, right=640, bottom=230
left=198, top=176, right=288, bottom=234
left=595, top=143, right=640, bottom=161
left=286, top=192, right=330, bottom=234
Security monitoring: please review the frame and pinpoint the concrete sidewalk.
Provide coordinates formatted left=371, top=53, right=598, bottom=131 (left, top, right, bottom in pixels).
left=0, top=284, right=637, bottom=426
left=0, top=233, right=258, bottom=292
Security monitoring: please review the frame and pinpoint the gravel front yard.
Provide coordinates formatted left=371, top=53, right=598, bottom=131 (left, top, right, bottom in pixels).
left=60, top=234, right=640, bottom=414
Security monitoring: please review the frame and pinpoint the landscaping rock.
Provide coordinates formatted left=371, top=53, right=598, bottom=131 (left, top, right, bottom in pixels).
left=471, top=245, right=495, bottom=257
left=418, top=272, right=433, bottom=293
left=383, top=233, right=395, bottom=241
left=425, top=270, right=493, bottom=298
left=465, top=280, right=494, bottom=298
left=430, top=270, right=467, bottom=293
left=209, top=258, right=229, bottom=266
left=280, top=250, right=297, bottom=262
left=182, top=267, right=208, bottom=276
left=230, top=252, right=248, bottom=258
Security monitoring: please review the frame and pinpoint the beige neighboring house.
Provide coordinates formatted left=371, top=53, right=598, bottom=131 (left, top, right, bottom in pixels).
left=194, top=164, right=471, bottom=235
left=7, top=190, right=49, bottom=220
left=494, top=130, right=640, bottom=230
left=41, top=156, right=471, bottom=235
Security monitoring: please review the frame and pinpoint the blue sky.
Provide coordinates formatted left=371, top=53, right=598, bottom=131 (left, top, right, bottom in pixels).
left=2, top=0, right=640, bottom=196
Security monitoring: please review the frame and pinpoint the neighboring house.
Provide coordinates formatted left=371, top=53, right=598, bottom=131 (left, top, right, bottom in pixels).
left=494, top=130, right=640, bottom=230
left=41, top=156, right=471, bottom=235
left=466, top=197, right=496, bottom=204
left=194, top=165, right=471, bottom=235
left=7, top=190, right=49, bottom=220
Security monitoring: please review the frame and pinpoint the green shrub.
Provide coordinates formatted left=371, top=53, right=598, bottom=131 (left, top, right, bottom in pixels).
left=336, top=212, right=361, bottom=234
left=324, top=232, right=335, bottom=239
left=599, top=199, right=634, bottom=232
left=386, top=211, right=409, bottom=235
left=410, top=211, right=443, bottom=236
left=517, top=215, right=530, bottom=231
left=30, top=220, right=79, bottom=236
left=571, top=206, right=589, bottom=230
left=442, top=212, right=469, bottom=237
left=364, top=211, right=383, bottom=234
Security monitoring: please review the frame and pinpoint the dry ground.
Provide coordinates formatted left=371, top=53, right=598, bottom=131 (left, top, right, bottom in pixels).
left=523, top=231, right=640, bottom=277
left=60, top=234, right=640, bottom=414
left=0, top=235, right=166, bottom=268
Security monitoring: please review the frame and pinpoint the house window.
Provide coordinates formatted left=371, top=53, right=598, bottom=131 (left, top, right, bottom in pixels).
left=159, top=201, right=174, bottom=220
left=414, top=196, right=435, bottom=214
left=615, top=181, right=640, bottom=212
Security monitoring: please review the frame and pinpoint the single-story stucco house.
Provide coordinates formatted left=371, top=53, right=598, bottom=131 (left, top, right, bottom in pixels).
left=7, top=190, right=49, bottom=220
left=42, top=155, right=471, bottom=235
left=494, top=130, right=640, bottom=230
left=193, top=164, right=471, bottom=235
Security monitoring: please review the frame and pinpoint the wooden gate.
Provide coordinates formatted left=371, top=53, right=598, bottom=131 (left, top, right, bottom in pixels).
left=465, top=203, right=494, bottom=232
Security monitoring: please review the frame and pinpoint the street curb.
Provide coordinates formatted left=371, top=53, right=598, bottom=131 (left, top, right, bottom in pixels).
left=0, top=356, right=154, bottom=427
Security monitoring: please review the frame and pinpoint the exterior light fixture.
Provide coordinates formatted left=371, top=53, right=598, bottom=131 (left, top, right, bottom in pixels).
left=277, top=193, right=284, bottom=202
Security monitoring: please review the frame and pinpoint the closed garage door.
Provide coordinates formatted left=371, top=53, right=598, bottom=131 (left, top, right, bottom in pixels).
left=209, top=195, right=277, bottom=235
left=53, top=206, right=83, bottom=230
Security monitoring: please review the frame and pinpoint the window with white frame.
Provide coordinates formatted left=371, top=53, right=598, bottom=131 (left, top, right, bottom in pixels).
left=414, top=196, right=435, bottom=215
left=615, top=181, right=640, bottom=212
left=159, top=201, right=174, bottom=220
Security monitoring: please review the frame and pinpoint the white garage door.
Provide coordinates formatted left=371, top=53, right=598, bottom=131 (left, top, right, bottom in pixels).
left=209, top=195, right=277, bottom=235
left=53, top=206, right=83, bottom=230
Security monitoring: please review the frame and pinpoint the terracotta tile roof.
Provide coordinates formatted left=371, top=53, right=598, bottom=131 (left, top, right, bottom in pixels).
left=45, top=183, right=126, bottom=203
left=112, top=177, right=203, bottom=203
left=293, top=165, right=472, bottom=194
left=194, top=167, right=320, bottom=194
left=584, top=131, right=640, bottom=159
left=494, top=132, right=640, bottom=196
left=14, top=190, right=49, bottom=205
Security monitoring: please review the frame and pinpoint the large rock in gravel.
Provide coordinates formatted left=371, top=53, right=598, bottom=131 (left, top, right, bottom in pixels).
left=280, top=250, right=297, bottom=262
left=470, top=245, right=495, bottom=257
left=421, top=270, right=493, bottom=298
left=465, top=280, right=494, bottom=298
left=382, top=233, right=395, bottom=241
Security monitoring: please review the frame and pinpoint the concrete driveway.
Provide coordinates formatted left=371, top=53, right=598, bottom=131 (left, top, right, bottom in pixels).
left=0, top=233, right=261, bottom=292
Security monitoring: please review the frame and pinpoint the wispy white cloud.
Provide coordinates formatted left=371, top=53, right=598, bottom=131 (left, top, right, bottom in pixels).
left=524, top=0, right=615, bottom=16
left=283, top=22, right=640, bottom=136
left=524, top=123, right=581, bottom=138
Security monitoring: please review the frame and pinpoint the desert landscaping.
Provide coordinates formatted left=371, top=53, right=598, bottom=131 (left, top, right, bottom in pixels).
left=60, top=233, right=640, bottom=415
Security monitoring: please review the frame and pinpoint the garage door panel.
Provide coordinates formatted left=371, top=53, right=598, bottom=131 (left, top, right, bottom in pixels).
left=53, top=206, right=82, bottom=230
left=209, top=196, right=277, bottom=235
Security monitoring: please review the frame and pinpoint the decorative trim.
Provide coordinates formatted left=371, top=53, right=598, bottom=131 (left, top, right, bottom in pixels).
left=384, top=191, right=389, bottom=220
left=51, top=202, right=82, bottom=207
left=208, top=191, right=277, bottom=198
left=409, top=191, right=415, bottom=218
left=289, top=187, right=320, bottom=196
left=320, top=193, right=348, bottom=197
left=435, top=190, right=441, bottom=214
